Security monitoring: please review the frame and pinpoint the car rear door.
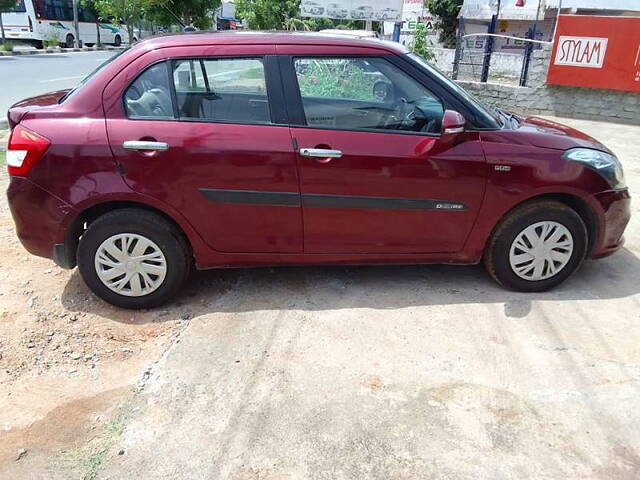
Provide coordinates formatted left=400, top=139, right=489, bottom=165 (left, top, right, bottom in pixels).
left=103, top=45, right=302, bottom=254
left=280, top=49, right=487, bottom=254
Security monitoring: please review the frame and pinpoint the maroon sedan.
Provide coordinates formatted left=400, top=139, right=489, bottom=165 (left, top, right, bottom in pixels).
left=5, top=32, right=631, bottom=308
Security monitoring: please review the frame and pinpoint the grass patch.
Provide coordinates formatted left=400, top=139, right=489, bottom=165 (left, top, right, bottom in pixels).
left=60, top=407, right=131, bottom=480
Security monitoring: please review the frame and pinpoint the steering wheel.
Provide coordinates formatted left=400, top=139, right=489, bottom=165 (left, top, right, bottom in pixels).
left=381, top=97, right=411, bottom=130
left=396, top=101, right=438, bottom=133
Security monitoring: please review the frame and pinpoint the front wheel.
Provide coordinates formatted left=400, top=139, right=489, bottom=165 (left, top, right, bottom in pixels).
left=64, top=34, right=74, bottom=49
left=77, top=209, right=191, bottom=309
left=484, top=201, right=588, bottom=292
left=113, top=35, right=121, bottom=47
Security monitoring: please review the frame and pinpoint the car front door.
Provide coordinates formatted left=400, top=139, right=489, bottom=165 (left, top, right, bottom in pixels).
left=284, top=54, right=487, bottom=254
left=103, top=46, right=302, bottom=254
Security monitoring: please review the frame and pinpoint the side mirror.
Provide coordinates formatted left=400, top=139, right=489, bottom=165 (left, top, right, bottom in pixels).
left=442, top=110, right=466, bottom=135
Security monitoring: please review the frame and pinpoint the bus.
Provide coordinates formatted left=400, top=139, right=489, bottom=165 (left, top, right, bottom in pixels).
left=1, top=0, right=132, bottom=49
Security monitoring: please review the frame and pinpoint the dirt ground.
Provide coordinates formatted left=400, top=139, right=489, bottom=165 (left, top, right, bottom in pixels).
left=1, top=117, right=639, bottom=479
left=0, top=129, right=195, bottom=478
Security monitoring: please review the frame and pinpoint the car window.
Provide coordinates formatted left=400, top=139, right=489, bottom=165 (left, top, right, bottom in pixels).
left=124, top=62, right=174, bottom=119
left=171, top=58, right=271, bottom=124
left=294, top=57, right=444, bottom=134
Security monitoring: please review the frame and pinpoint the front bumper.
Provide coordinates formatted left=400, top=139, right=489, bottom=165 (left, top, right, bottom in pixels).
left=7, top=176, right=76, bottom=263
left=591, top=188, right=631, bottom=259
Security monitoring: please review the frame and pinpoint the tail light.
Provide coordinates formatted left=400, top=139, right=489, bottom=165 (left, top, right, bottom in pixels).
left=7, top=125, right=51, bottom=177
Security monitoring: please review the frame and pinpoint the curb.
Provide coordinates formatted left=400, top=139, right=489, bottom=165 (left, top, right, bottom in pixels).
left=0, top=45, right=126, bottom=56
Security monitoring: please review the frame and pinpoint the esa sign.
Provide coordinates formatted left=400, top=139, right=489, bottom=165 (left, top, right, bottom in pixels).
left=554, top=36, right=608, bottom=68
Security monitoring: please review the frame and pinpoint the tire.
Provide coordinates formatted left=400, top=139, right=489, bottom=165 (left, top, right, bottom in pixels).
left=77, top=209, right=191, bottom=309
left=113, top=35, right=121, bottom=47
left=484, top=200, right=588, bottom=292
left=65, top=34, right=74, bottom=49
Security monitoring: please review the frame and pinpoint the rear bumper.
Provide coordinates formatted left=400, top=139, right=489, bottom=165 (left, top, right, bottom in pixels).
left=7, top=176, right=76, bottom=265
left=590, top=188, right=631, bottom=259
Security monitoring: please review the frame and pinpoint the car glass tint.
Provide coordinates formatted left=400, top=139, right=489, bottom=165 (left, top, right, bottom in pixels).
left=407, top=52, right=502, bottom=127
left=124, top=62, right=174, bottom=119
left=172, top=58, right=271, bottom=124
left=294, top=57, right=444, bottom=134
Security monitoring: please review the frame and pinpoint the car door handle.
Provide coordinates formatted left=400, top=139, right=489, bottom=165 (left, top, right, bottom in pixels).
left=299, top=148, right=343, bottom=158
left=123, top=140, right=169, bottom=151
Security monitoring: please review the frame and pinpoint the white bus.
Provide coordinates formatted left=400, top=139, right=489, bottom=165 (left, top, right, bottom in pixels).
left=1, top=0, right=132, bottom=49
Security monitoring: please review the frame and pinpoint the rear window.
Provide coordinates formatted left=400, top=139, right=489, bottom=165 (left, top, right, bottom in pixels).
left=171, top=58, right=271, bottom=124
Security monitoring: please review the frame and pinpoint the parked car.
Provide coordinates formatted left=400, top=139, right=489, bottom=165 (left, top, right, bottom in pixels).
left=301, top=1, right=324, bottom=16
left=351, top=5, right=374, bottom=19
left=326, top=3, right=349, bottom=19
left=6, top=32, right=631, bottom=308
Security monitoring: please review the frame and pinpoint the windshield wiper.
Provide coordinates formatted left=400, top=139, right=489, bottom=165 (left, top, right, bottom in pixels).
left=496, top=108, right=519, bottom=128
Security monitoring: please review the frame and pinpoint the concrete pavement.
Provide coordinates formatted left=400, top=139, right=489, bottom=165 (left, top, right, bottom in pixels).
left=0, top=50, right=118, bottom=125
left=97, top=118, right=640, bottom=479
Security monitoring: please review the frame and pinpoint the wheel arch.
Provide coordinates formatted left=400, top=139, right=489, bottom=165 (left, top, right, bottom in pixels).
left=61, top=200, right=195, bottom=269
left=485, top=192, right=599, bottom=258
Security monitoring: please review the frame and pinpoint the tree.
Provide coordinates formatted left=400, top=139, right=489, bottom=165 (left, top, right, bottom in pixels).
left=81, top=0, right=102, bottom=46
left=235, top=0, right=300, bottom=30
left=426, top=0, right=463, bottom=48
left=0, top=0, right=17, bottom=45
left=93, top=0, right=145, bottom=42
left=411, top=22, right=434, bottom=61
left=145, top=0, right=221, bottom=30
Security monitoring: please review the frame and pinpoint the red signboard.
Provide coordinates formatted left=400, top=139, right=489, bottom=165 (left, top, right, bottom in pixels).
left=547, top=15, right=640, bottom=93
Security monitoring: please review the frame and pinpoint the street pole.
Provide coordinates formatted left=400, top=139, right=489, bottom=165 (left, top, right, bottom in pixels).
left=480, top=0, right=501, bottom=82
left=72, top=0, right=80, bottom=47
left=552, top=0, right=563, bottom=42
left=0, top=12, right=6, bottom=45
left=392, top=22, right=401, bottom=42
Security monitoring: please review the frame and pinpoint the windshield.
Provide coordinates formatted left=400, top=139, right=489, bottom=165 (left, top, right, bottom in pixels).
left=60, top=47, right=130, bottom=103
left=8, top=0, right=26, bottom=12
left=407, top=52, right=502, bottom=127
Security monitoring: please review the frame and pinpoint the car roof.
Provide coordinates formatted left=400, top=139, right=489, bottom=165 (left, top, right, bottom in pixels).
left=133, top=31, right=409, bottom=55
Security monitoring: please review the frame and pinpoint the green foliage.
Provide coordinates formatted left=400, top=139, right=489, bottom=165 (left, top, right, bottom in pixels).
left=411, top=22, right=434, bottom=61
left=234, top=0, right=381, bottom=33
left=296, top=60, right=378, bottom=101
left=0, top=0, right=15, bottom=11
left=39, top=27, right=60, bottom=47
left=93, top=0, right=145, bottom=41
left=144, top=0, right=220, bottom=30
left=235, top=0, right=300, bottom=30
left=0, top=41, right=13, bottom=51
left=426, top=0, right=463, bottom=48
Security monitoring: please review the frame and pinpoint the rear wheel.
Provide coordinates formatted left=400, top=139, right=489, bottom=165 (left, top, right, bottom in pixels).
left=77, top=209, right=191, bottom=309
left=64, top=34, right=74, bottom=49
left=484, top=201, right=588, bottom=292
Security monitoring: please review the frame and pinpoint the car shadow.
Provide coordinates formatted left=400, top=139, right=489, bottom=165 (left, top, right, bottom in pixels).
left=60, top=247, right=640, bottom=324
